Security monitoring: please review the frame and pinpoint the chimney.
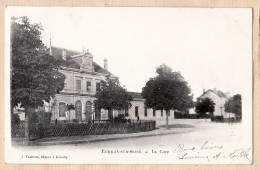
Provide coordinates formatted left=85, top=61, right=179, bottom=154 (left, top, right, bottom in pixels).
left=203, top=89, right=205, bottom=93
left=62, top=49, right=66, bottom=60
left=82, top=46, right=86, bottom=53
left=104, top=58, right=108, bottom=70
left=214, top=88, right=217, bottom=92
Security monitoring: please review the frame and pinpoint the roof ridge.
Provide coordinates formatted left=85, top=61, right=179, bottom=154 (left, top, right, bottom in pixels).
left=51, top=45, right=81, bottom=54
left=201, top=89, right=227, bottom=98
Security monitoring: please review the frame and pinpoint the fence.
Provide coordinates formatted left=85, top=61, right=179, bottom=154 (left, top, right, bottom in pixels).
left=211, top=116, right=242, bottom=123
left=12, top=120, right=156, bottom=140
left=11, top=123, right=25, bottom=138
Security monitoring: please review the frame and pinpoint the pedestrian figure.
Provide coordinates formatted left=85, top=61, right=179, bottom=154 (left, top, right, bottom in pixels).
left=137, top=115, right=139, bottom=122
left=55, top=118, right=58, bottom=125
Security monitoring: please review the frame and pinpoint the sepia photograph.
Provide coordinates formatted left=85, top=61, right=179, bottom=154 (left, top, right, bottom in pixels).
left=4, top=7, right=253, bottom=164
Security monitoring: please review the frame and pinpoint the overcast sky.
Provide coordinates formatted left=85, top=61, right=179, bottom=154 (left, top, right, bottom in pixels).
left=6, top=7, right=252, bottom=99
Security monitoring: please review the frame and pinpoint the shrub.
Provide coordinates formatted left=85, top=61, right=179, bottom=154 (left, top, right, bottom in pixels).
left=198, top=113, right=213, bottom=119
left=174, top=111, right=199, bottom=119
left=30, top=111, right=52, bottom=125
left=12, top=114, right=21, bottom=125
left=211, top=116, right=224, bottom=122
left=113, top=114, right=127, bottom=124
left=72, top=119, right=79, bottom=124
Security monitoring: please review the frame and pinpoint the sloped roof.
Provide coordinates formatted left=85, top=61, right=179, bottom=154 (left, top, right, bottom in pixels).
left=128, top=92, right=143, bottom=99
left=50, top=46, right=112, bottom=75
left=200, top=89, right=228, bottom=98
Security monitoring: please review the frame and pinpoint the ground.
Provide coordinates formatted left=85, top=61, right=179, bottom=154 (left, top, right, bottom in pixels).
left=11, top=118, right=252, bottom=164
left=13, top=118, right=244, bottom=148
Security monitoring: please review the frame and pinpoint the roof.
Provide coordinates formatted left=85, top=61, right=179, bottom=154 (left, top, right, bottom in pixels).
left=128, top=92, right=144, bottom=99
left=200, top=89, right=228, bottom=98
left=50, top=46, right=113, bottom=75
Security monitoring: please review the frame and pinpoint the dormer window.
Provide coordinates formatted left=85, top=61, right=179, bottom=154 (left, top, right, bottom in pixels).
left=80, top=50, right=93, bottom=72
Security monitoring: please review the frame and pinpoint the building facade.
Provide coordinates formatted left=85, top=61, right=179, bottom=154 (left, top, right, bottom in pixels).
left=14, top=45, right=176, bottom=122
left=123, top=92, right=175, bottom=120
left=44, top=46, right=115, bottom=122
left=199, top=88, right=235, bottom=118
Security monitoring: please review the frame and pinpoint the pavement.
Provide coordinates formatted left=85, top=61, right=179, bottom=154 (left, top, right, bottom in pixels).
left=11, top=119, right=211, bottom=146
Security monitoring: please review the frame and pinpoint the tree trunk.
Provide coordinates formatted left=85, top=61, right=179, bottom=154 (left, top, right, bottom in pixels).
left=11, top=107, right=14, bottom=126
left=166, top=110, right=170, bottom=129
left=24, top=106, right=36, bottom=143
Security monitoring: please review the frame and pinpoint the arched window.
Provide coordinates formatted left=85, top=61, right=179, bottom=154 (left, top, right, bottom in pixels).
left=75, top=100, right=82, bottom=121
left=59, top=102, right=66, bottom=117
left=85, top=101, right=92, bottom=121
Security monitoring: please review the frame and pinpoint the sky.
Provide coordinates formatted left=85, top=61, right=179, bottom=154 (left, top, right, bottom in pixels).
left=6, top=7, right=252, bottom=99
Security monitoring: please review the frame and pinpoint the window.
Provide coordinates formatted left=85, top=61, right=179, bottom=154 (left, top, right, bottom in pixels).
left=86, top=81, right=92, bottom=91
left=161, top=110, right=163, bottom=117
left=59, top=102, right=67, bottom=117
left=153, top=109, right=156, bottom=117
left=135, top=106, right=139, bottom=117
left=144, top=107, right=147, bottom=117
left=64, top=76, right=67, bottom=89
left=125, top=108, right=129, bottom=117
left=96, top=82, right=100, bottom=92
left=76, top=80, right=81, bottom=90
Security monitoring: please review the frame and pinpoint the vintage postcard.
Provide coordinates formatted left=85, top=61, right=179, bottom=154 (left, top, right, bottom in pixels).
left=4, top=7, right=253, bottom=164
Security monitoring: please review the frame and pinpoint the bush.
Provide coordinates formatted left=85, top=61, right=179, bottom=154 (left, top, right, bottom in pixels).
left=30, top=111, right=52, bottom=125
left=12, top=114, right=21, bottom=125
left=211, top=116, right=224, bottom=122
left=198, top=113, right=213, bottom=119
left=72, top=119, right=79, bottom=124
left=113, top=114, right=127, bottom=124
left=174, top=111, right=199, bottom=119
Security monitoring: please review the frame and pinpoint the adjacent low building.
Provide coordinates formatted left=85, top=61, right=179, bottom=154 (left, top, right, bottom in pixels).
left=122, top=92, right=175, bottom=120
left=198, top=88, right=235, bottom=118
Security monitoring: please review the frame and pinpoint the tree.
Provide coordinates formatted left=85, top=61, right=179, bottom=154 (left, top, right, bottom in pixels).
left=142, top=64, right=194, bottom=129
left=195, top=97, right=215, bottom=118
left=94, top=76, right=133, bottom=121
left=224, top=94, right=242, bottom=119
left=11, top=17, right=65, bottom=140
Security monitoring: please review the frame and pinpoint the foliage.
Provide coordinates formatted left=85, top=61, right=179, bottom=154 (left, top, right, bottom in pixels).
left=211, top=116, right=224, bottom=122
left=66, top=104, right=75, bottom=111
left=72, top=119, right=79, bottom=124
left=30, top=111, right=52, bottom=125
left=142, top=64, right=193, bottom=129
left=11, top=16, right=65, bottom=109
left=174, top=111, right=198, bottom=119
left=195, top=97, right=215, bottom=118
left=142, top=64, right=194, bottom=111
left=112, top=114, right=128, bottom=124
left=94, top=76, right=133, bottom=111
left=12, top=114, right=21, bottom=125
left=224, top=94, right=242, bottom=118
